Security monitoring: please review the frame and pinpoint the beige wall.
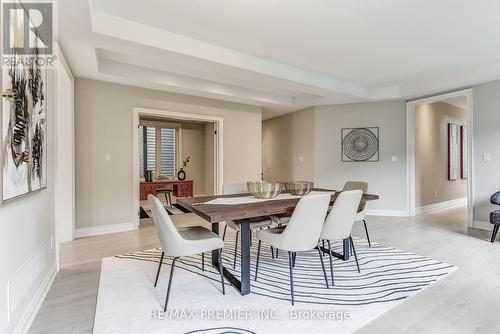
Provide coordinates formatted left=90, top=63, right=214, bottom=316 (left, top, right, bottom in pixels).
left=75, top=78, right=262, bottom=229
left=473, top=79, right=500, bottom=224
left=262, top=101, right=407, bottom=213
left=415, top=102, right=467, bottom=207
left=179, top=123, right=205, bottom=195
left=262, top=107, right=315, bottom=182
left=314, top=101, right=407, bottom=213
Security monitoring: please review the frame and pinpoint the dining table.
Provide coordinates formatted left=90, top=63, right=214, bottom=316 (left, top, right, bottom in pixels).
left=176, top=188, right=379, bottom=296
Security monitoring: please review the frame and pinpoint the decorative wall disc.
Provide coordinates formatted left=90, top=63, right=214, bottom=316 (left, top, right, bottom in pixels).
left=341, top=127, right=379, bottom=162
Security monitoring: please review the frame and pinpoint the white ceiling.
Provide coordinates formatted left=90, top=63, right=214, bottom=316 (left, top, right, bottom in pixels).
left=58, top=0, right=500, bottom=119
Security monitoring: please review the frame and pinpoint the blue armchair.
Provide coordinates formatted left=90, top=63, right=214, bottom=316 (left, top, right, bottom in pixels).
left=490, top=191, right=500, bottom=242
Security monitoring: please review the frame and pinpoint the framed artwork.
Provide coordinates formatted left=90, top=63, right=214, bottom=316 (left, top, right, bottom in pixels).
left=341, top=127, right=379, bottom=162
left=2, top=4, right=48, bottom=202
left=460, top=125, right=468, bottom=179
left=447, top=123, right=459, bottom=181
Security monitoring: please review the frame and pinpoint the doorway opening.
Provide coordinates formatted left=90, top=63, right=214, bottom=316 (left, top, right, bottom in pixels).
left=406, top=89, right=473, bottom=228
left=132, top=108, right=223, bottom=229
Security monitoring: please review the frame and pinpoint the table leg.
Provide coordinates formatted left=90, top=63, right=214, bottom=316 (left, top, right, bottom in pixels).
left=319, top=238, right=350, bottom=261
left=210, top=220, right=251, bottom=295
left=239, top=218, right=251, bottom=295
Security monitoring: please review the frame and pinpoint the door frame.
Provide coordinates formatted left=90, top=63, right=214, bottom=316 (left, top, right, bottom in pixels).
left=405, top=88, right=474, bottom=227
left=132, top=107, right=223, bottom=229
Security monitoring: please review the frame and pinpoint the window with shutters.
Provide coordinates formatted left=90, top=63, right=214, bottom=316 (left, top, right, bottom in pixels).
left=139, top=125, right=176, bottom=178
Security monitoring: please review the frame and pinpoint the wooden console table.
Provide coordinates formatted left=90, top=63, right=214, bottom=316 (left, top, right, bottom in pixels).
left=140, top=180, right=193, bottom=200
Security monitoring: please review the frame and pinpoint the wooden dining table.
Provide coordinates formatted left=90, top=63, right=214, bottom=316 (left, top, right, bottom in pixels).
left=176, top=188, right=379, bottom=296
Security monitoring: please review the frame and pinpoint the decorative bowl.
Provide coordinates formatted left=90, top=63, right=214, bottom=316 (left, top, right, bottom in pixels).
left=247, top=181, right=283, bottom=199
left=284, top=181, right=314, bottom=196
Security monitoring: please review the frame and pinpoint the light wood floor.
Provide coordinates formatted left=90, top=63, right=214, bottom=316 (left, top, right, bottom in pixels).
left=29, top=206, right=500, bottom=334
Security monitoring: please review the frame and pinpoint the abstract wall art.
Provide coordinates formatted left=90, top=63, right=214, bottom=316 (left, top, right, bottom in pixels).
left=341, top=127, right=379, bottom=162
left=460, top=125, right=468, bottom=179
left=2, top=7, right=48, bottom=202
left=447, top=123, right=459, bottom=181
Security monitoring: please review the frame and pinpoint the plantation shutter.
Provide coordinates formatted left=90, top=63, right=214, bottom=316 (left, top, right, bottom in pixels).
left=145, top=126, right=156, bottom=174
left=139, top=126, right=144, bottom=177
left=160, top=128, right=176, bottom=177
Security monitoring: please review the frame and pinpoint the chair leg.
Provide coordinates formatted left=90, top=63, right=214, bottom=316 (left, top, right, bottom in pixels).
left=288, top=251, right=295, bottom=306
left=222, top=225, right=227, bottom=241
left=322, top=239, right=325, bottom=256
left=154, top=251, right=164, bottom=287
left=349, top=236, right=361, bottom=273
left=202, top=252, right=205, bottom=271
left=271, top=246, right=275, bottom=259
left=316, top=246, right=329, bottom=289
left=491, top=225, right=499, bottom=243
left=327, top=240, right=334, bottom=286
left=255, top=240, right=261, bottom=281
left=363, top=220, right=371, bottom=247
left=292, top=252, right=296, bottom=267
left=164, top=257, right=178, bottom=312
left=233, top=231, right=239, bottom=269
left=276, top=248, right=279, bottom=258
left=218, top=249, right=225, bottom=295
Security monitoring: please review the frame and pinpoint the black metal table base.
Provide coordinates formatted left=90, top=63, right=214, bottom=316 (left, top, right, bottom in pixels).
left=319, top=238, right=350, bottom=261
left=211, top=219, right=251, bottom=295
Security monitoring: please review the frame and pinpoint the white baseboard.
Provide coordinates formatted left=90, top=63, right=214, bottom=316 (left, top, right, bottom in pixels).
left=365, top=209, right=409, bottom=217
left=75, top=222, right=135, bottom=238
left=12, top=263, right=57, bottom=334
left=473, top=220, right=494, bottom=232
left=416, top=197, right=467, bottom=214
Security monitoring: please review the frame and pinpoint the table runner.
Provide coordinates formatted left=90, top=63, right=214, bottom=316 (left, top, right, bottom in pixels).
left=203, top=191, right=335, bottom=205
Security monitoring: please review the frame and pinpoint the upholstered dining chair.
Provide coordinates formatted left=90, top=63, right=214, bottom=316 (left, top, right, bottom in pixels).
left=148, top=195, right=225, bottom=311
left=320, top=190, right=363, bottom=285
left=221, top=183, right=274, bottom=268
left=343, top=181, right=371, bottom=247
left=254, top=194, right=332, bottom=305
left=490, top=191, right=500, bottom=242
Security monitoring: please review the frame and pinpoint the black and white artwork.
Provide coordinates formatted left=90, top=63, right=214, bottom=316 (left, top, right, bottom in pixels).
left=2, top=7, right=48, bottom=202
left=341, top=127, right=379, bottom=162
left=460, top=125, right=468, bottom=179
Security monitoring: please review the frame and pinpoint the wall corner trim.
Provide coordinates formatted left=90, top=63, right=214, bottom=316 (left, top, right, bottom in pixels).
left=473, top=220, right=493, bottom=232
left=12, top=263, right=58, bottom=334
left=75, top=222, right=136, bottom=238
left=415, top=197, right=467, bottom=214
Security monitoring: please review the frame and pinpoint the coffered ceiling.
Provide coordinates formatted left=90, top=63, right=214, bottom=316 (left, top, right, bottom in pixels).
left=59, top=0, right=500, bottom=118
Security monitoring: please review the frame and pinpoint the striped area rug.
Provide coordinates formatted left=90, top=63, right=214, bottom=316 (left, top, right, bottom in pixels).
left=94, top=234, right=456, bottom=334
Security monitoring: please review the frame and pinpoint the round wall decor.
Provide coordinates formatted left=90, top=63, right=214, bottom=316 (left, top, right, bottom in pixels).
left=342, top=127, right=379, bottom=162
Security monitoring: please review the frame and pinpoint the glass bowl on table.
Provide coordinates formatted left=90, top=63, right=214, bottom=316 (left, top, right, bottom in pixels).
left=246, top=181, right=283, bottom=199
left=284, top=181, right=314, bottom=196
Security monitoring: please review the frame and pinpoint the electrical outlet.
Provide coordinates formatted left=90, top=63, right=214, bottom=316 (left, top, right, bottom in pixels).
left=483, top=153, right=491, bottom=162
left=434, top=191, right=438, bottom=198
left=391, top=156, right=399, bottom=162
left=104, top=154, right=111, bottom=163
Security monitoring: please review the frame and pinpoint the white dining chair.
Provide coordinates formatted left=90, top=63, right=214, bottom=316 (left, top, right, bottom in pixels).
left=254, top=193, right=331, bottom=305
left=320, top=190, right=363, bottom=286
left=343, top=181, right=371, bottom=247
left=148, top=195, right=225, bottom=311
left=221, top=183, right=274, bottom=268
